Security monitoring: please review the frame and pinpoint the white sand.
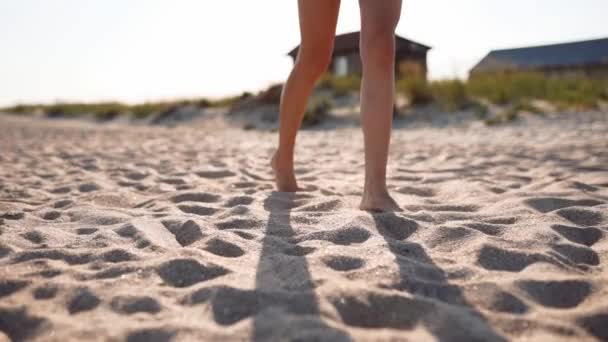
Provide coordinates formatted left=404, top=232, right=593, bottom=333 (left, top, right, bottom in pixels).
left=0, top=113, right=607, bottom=341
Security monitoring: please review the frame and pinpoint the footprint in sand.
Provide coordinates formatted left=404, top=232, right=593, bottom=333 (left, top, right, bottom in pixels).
left=89, top=265, right=138, bottom=280
left=373, top=213, right=419, bottom=240
left=322, top=255, right=365, bottom=271
left=556, top=207, right=606, bottom=226
left=32, top=284, right=59, bottom=300
left=2, top=211, right=25, bottom=220
left=100, top=249, right=137, bottom=263
left=203, top=238, right=245, bottom=258
left=463, top=222, right=506, bottom=236
left=296, top=226, right=371, bottom=246
left=41, top=211, right=61, bottom=220
left=171, top=192, right=221, bottom=204
left=578, top=312, right=608, bottom=341
left=177, top=204, right=219, bottom=216
left=294, top=198, right=343, bottom=212
left=395, top=185, right=436, bottom=197
left=13, top=249, right=93, bottom=266
left=0, top=280, right=29, bottom=298
left=524, top=197, right=603, bottom=213
left=216, top=218, right=263, bottom=230
left=162, top=219, right=205, bottom=247
left=156, top=259, right=229, bottom=288
left=125, top=171, right=149, bottom=181
left=75, top=228, right=98, bottom=235
left=516, top=279, right=592, bottom=309
left=78, top=182, right=100, bottom=193
left=158, top=177, right=187, bottom=185
left=67, top=287, right=101, bottom=314
left=110, top=296, right=161, bottom=315
left=477, top=245, right=560, bottom=272
left=550, top=243, right=600, bottom=266
left=0, top=307, right=47, bottom=341
left=21, top=230, right=45, bottom=244
left=49, top=186, right=71, bottom=194
left=196, top=170, right=236, bottom=178
left=126, top=328, right=175, bottom=342
left=551, top=224, right=603, bottom=246
left=425, top=226, right=476, bottom=250
left=230, top=230, right=257, bottom=240
left=466, top=283, right=528, bottom=314
left=53, top=199, right=73, bottom=208
left=223, top=196, right=255, bottom=207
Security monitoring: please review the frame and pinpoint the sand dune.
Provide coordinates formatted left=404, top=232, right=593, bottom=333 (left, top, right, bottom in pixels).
left=0, top=113, right=607, bottom=341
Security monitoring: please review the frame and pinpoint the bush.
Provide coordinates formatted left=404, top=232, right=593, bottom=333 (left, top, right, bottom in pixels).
left=470, top=100, right=489, bottom=119
left=303, top=96, right=332, bottom=126
left=257, top=84, right=283, bottom=105
left=131, top=103, right=169, bottom=118
left=396, top=78, right=433, bottom=105
left=430, top=79, right=469, bottom=111
left=397, top=78, right=469, bottom=110
left=318, top=74, right=361, bottom=97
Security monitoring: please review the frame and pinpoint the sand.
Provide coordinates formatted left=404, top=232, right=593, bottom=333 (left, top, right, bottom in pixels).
left=0, top=112, right=607, bottom=341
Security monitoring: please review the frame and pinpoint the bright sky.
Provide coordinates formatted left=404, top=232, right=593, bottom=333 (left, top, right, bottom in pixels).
left=1, top=0, right=606, bottom=106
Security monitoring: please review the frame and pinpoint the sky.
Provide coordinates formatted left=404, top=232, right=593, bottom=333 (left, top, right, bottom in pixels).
left=0, top=0, right=607, bottom=107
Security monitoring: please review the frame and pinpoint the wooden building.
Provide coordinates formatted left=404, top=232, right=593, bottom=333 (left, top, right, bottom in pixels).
left=287, top=31, right=431, bottom=80
left=470, top=37, right=608, bottom=78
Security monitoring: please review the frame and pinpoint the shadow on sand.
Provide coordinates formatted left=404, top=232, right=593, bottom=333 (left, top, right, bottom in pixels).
left=366, top=211, right=506, bottom=341
left=253, top=192, right=351, bottom=341
left=253, top=192, right=504, bottom=341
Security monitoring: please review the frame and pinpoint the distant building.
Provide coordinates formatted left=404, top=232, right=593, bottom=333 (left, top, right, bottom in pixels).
left=470, top=37, right=608, bottom=78
left=287, top=31, right=431, bottom=80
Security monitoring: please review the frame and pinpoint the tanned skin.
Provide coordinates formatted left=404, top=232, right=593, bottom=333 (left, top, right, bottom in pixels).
left=272, top=0, right=402, bottom=212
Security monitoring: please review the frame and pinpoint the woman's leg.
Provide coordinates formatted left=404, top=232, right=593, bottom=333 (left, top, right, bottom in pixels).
left=272, top=0, right=341, bottom=192
left=358, top=0, right=402, bottom=211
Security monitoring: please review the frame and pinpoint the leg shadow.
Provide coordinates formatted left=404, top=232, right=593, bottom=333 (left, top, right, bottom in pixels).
left=253, top=192, right=351, bottom=341
left=368, top=211, right=507, bottom=341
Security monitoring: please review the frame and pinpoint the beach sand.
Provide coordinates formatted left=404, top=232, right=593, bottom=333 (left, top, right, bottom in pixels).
left=0, top=113, right=607, bottom=341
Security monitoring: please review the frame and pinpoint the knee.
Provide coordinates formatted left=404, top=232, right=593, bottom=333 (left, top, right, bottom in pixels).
left=295, top=45, right=333, bottom=78
left=360, top=29, right=396, bottom=69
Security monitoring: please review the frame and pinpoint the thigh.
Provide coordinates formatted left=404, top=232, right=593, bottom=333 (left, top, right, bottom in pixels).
left=297, top=0, right=341, bottom=58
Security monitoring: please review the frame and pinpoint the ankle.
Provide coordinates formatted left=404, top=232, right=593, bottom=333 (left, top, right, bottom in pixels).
left=363, top=184, right=389, bottom=197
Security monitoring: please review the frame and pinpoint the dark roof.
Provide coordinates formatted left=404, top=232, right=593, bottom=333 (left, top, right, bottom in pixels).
left=471, top=37, right=608, bottom=73
left=287, top=31, right=431, bottom=59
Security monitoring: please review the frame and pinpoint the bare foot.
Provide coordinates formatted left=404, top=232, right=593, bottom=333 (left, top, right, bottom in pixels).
left=271, top=151, right=298, bottom=192
left=359, top=190, right=401, bottom=212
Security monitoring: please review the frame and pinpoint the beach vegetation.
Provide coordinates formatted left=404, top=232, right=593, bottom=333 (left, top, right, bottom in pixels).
left=318, top=74, right=361, bottom=97
left=396, top=77, right=433, bottom=105
left=467, top=72, right=608, bottom=109
left=2, top=72, right=605, bottom=128
left=303, top=95, right=332, bottom=126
